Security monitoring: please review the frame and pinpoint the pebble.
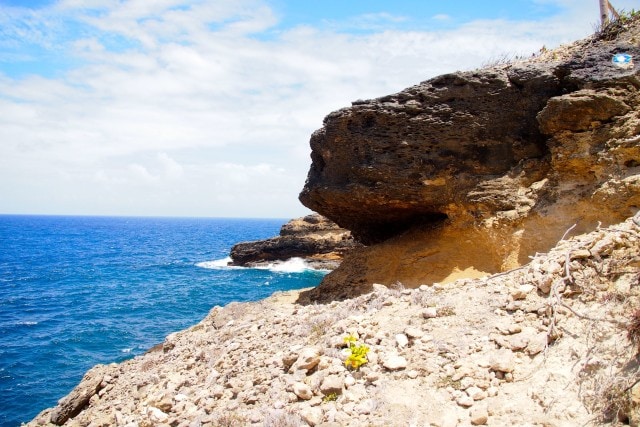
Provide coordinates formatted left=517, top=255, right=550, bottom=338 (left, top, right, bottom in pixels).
left=382, top=355, right=408, bottom=371
left=422, top=308, right=438, bottom=319
left=300, top=407, right=323, bottom=426
left=292, top=348, right=321, bottom=371
left=489, top=349, right=515, bottom=373
left=293, top=382, right=313, bottom=400
left=320, top=375, right=344, bottom=395
left=470, top=406, right=489, bottom=425
left=395, top=333, right=409, bottom=348
left=456, top=394, right=474, bottom=407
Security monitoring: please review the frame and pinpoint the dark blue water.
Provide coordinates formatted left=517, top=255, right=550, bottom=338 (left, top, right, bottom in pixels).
left=0, top=215, right=326, bottom=427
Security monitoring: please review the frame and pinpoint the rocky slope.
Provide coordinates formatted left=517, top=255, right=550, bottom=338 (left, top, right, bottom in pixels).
left=229, top=214, right=360, bottom=270
left=299, top=16, right=640, bottom=302
left=27, top=214, right=640, bottom=426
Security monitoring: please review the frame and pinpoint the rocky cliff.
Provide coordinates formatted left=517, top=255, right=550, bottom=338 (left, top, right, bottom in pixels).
left=229, top=214, right=361, bottom=270
left=299, top=17, right=640, bottom=302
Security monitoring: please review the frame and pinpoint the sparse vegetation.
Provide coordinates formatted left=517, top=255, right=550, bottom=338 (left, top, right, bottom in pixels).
left=437, top=305, right=456, bottom=317
left=343, top=334, right=369, bottom=370
left=263, top=409, right=304, bottom=427
left=596, top=8, right=640, bottom=39
left=214, top=413, right=249, bottom=427
left=323, top=392, right=339, bottom=403
left=627, top=309, right=640, bottom=354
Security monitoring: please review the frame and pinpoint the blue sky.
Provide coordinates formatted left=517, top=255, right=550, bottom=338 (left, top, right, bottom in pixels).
left=0, top=0, right=634, bottom=218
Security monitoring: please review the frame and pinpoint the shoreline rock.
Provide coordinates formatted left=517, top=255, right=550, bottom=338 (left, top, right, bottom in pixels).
left=229, top=214, right=361, bottom=270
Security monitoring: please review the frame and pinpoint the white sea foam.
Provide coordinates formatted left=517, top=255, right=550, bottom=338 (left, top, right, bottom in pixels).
left=196, top=256, right=327, bottom=274
left=17, top=321, right=38, bottom=326
left=121, top=348, right=132, bottom=354
left=256, top=257, right=311, bottom=273
left=195, top=257, right=240, bottom=270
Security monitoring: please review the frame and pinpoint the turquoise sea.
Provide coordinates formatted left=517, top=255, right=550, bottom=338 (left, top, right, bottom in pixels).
left=0, top=215, right=327, bottom=427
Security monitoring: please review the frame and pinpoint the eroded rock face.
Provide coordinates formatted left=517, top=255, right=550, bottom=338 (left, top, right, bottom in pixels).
left=229, top=214, right=361, bottom=269
left=299, top=20, right=640, bottom=300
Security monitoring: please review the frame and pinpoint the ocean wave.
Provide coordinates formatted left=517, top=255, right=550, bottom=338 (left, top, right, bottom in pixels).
left=16, top=321, right=39, bottom=326
left=196, top=257, right=327, bottom=274
left=194, top=257, right=242, bottom=270
left=254, top=257, right=318, bottom=273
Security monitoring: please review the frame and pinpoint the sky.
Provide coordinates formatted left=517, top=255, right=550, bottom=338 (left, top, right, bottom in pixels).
left=0, top=0, right=635, bottom=218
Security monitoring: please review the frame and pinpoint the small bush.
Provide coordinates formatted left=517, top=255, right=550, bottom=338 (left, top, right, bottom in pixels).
left=323, top=392, right=339, bottom=403
left=627, top=309, right=640, bottom=354
left=214, top=413, right=248, bottom=427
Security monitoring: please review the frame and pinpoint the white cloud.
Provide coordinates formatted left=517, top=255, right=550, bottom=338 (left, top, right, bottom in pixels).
left=432, top=14, right=451, bottom=21
left=0, top=0, right=616, bottom=218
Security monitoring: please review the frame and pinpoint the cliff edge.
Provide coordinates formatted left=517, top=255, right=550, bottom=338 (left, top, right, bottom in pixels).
left=299, top=17, right=640, bottom=302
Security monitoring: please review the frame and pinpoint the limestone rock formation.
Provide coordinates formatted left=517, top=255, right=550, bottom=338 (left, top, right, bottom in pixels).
left=299, top=18, right=640, bottom=301
left=229, top=214, right=361, bottom=270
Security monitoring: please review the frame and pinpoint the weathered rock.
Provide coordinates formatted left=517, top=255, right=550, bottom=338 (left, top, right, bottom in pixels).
left=470, top=406, right=489, bottom=425
left=395, top=333, right=409, bottom=348
left=300, top=407, right=323, bottom=426
left=298, top=20, right=640, bottom=302
left=49, top=365, right=107, bottom=425
left=229, top=214, right=361, bottom=269
left=319, top=375, right=344, bottom=396
left=293, top=382, right=313, bottom=400
left=382, top=354, right=408, bottom=371
left=489, top=349, right=516, bottom=373
left=291, top=347, right=321, bottom=372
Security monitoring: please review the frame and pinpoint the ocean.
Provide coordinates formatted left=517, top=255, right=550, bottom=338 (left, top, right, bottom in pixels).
left=0, top=215, right=327, bottom=427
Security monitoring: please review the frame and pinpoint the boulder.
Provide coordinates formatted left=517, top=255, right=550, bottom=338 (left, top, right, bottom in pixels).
left=298, top=21, right=640, bottom=302
left=229, top=214, right=361, bottom=269
left=49, top=365, right=109, bottom=425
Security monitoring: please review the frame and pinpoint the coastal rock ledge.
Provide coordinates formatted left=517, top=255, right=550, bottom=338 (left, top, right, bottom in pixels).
left=298, top=17, right=640, bottom=302
left=229, top=214, right=361, bottom=270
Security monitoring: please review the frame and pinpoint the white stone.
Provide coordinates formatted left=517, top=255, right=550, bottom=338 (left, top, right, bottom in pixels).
left=293, top=382, right=313, bottom=400
left=355, top=399, right=375, bottom=415
left=456, top=394, right=474, bottom=407
left=146, top=406, right=168, bottom=423
left=300, top=407, right=323, bottom=426
left=422, top=308, right=438, bottom=319
left=320, top=375, right=344, bottom=395
left=344, top=376, right=356, bottom=388
left=404, top=326, right=424, bottom=339
left=292, top=347, right=321, bottom=371
left=173, top=393, right=189, bottom=402
left=382, top=355, right=408, bottom=371
left=466, top=386, right=487, bottom=401
left=489, top=349, right=515, bottom=373
left=372, top=283, right=388, bottom=292
left=470, top=406, right=489, bottom=425
left=395, top=333, right=409, bottom=348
